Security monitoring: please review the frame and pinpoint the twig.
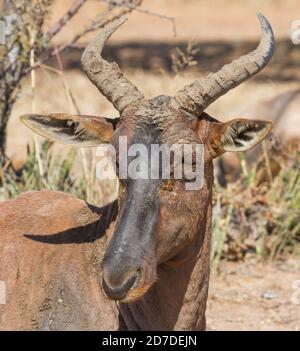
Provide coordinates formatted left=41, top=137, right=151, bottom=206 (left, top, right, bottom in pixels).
left=20, top=0, right=143, bottom=76
left=99, top=0, right=177, bottom=36
left=46, top=0, right=88, bottom=40
left=49, top=7, right=113, bottom=58
left=29, top=30, right=45, bottom=182
left=39, top=63, right=81, bottom=114
left=2, top=0, right=87, bottom=79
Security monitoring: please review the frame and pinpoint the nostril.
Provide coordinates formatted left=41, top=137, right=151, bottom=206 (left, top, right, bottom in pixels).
left=102, top=269, right=140, bottom=301
left=103, top=268, right=134, bottom=289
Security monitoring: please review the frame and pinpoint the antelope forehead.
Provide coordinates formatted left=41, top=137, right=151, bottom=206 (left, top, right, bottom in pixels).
left=134, top=122, right=162, bottom=144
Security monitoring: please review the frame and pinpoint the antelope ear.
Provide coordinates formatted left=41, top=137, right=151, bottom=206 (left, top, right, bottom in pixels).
left=20, top=113, right=118, bottom=146
left=210, top=118, right=273, bottom=157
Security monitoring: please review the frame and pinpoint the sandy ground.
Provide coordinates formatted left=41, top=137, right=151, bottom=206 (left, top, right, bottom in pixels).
left=207, top=258, right=300, bottom=331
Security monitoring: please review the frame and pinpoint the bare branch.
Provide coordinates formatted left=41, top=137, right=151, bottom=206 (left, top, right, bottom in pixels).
left=0, top=0, right=146, bottom=161
left=46, top=0, right=88, bottom=40
left=99, top=0, right=177, bottom=36
left=29, top=0, right=143, bottom=73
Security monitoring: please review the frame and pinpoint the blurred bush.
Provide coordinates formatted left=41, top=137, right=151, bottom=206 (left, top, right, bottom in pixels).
left=212, top=148, right=300, bottom=269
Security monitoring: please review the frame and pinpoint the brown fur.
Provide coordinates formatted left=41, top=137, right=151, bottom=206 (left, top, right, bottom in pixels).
left=0, top=191, right=118, bottom=330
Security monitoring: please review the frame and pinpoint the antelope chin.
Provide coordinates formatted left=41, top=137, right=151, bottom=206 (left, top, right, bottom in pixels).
left=120, top=282, right=154, bottom=303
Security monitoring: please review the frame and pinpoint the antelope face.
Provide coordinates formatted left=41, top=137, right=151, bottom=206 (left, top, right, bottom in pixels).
left=21, top=13, right=274, bottom=302
left=101, top=102, right=272, bottom=302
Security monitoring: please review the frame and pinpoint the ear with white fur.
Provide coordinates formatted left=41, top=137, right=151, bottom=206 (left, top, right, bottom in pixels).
left=20, top=113, right=119, bottom=146
left=210, top=118, right=273, bottom=157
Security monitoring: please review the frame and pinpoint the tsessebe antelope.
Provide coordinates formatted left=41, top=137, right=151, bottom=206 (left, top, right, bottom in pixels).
left=0, top=14, right=274, bottom=330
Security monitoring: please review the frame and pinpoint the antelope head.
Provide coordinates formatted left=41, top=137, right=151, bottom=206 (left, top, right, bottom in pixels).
left=21, top=14, right=274, bottom=302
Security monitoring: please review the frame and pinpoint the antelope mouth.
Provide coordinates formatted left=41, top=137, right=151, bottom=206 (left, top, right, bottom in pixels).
left=120, top=280, right=154, bottom=303
left=101, top=267, right=156, bottom=303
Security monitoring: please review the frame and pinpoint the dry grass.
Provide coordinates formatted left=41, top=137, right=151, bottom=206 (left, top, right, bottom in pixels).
left=211, top=150, right=300, bottom=266
left=1, top=140, right=118, bottom=207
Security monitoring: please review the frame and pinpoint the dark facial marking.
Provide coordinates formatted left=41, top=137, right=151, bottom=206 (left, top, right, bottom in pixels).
left=102, top=122, right=163, bottom=300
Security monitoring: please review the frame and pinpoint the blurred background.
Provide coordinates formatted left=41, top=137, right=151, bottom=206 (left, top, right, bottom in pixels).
left=0, top=0, right=299, bottom=330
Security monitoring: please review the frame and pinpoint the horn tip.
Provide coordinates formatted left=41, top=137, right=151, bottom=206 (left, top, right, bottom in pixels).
left=256, top=12, right=265, bottom=20
left=256, top=13, right=273, bottom=35
left=103, top=16, right=129, bottom=38
left=256, top=12, right=275, bottom=56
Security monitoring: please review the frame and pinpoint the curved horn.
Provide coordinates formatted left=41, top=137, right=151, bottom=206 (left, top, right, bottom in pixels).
left=172, top=13, right=275, bottom=116
left=81, top=16, right=144, bottom=113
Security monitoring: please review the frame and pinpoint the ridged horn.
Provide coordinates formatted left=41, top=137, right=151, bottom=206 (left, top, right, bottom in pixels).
left=173, top=13, right=275, bottom=116
left=81, top=16, right=144, bottom=113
